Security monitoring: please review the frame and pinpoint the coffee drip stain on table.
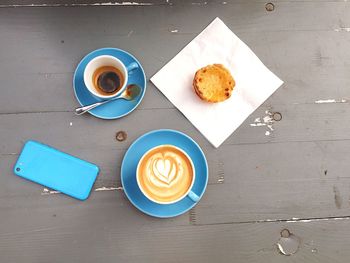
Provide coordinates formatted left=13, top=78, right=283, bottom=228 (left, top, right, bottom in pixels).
left=1, top=1, right=350, bottom=262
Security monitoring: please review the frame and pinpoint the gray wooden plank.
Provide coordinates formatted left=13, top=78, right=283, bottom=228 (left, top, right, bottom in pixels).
left=0, top=111, right=225, bottom=187
left=1, top=214, right=350, bottom=263
left=0, top=0, right=343, bottom=8
left=0, top=0, right=167, bottom=6
left=193, top=140, right=350, bottom=224
left=2, top=31, right=350, bottom=113
left=1, top=3, right=350, bottom=113
left=0, top=0, right=346, bottom=8
left=0, top=173, right=193, bottom=261
left=0, top=146, right=222, bottom=200
left=0, top=2, right=347, bottom=38
left=2, top=100, right=350, bottom=152
left=2, top=110, right=350, bottom=224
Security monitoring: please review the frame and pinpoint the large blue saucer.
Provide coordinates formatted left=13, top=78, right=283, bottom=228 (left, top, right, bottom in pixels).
left=121, top=129, right=208, bottom=218
left=73, top=48, right=146, bottom=119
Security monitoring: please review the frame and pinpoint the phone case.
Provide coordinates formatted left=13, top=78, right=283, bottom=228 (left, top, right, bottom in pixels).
left=14, top=140, right=99, bottom=200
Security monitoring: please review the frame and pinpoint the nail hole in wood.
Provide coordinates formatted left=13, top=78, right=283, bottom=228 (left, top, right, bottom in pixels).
left=281, top=229, right=290, bottom=238
left=16, top=167, right=20, bottom=172
left=324, top=170, right=328, bottom=175
left=272, top=112, right=282, bottom=121
left=61, top=40, right=64, bottom=43
left=116, top=131, right=127, bottom=142
left=265, top=2, right=275, bottom=12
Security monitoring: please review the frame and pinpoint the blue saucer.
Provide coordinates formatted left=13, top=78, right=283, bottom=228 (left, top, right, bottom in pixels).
left=121, top=129, right=208, bottom=218
left=73, top=48, right=146, bottom=119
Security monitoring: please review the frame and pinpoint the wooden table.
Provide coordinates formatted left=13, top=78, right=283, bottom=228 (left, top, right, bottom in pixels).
left=1, top=1, right=350, bottom=262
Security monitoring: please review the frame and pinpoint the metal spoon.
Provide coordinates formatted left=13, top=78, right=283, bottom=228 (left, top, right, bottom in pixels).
left=75, top=84, right=141, bottom=115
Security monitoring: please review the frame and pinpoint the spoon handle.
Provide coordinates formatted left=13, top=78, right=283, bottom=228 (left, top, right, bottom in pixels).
left=75, top=101, right=106, bottom=115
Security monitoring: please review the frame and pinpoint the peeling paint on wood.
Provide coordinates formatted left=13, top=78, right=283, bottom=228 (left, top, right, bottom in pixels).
left=41, top=186, right=123, bottom=195
left=314, top=99, right=347, bottom=104
left=249, top=110, right=275, bottom=135
left=94, top=186, right=123, bottom=191
left=334, top=27, right=350, bottom=32
left=0, top=1, right=154, bottom=7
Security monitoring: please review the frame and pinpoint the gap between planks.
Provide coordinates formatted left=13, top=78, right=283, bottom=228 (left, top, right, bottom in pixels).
left=191, top=215, right=350, bottom=226
left=1, top=97, right=348, bottom=115
left=6, top=137, right=350, bottom=153
left=0, top=2, right=157, bottom=8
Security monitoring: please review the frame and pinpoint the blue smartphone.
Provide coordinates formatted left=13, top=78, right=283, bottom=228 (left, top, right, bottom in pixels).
left=14, top=140, right=99, bottom=200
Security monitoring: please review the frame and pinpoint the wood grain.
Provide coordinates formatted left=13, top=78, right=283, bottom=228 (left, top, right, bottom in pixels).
left=193, top=140, right=350, bottom=224
left=1, top=213, right=350, bottom=263
left=1, top=1, right=350, bottom=262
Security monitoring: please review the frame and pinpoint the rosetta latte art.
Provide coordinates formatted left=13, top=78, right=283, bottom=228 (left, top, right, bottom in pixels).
left=137, top=145, right=194, bottom=203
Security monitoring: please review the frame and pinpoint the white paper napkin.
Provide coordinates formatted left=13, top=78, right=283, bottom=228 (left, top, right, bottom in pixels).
left=151, top=17, right=283, bottom=148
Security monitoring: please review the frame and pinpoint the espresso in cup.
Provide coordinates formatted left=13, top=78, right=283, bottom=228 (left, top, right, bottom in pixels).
left=137, top=145, right=195, bottom=204
left=92, top=66, right=124, bottom=96
left=84, top=55, right=138, bottom=100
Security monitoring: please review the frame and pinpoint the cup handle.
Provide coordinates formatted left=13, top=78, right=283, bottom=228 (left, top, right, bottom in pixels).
left=127, top=62, right=139, bottom=74
left=187, top=190, right=200, bottom=203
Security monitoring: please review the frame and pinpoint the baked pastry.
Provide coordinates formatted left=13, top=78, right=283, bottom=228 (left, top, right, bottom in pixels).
left=193, top=64, right=235, bottom=103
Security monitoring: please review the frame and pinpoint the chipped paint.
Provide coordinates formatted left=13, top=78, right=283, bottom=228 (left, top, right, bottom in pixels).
left=286, top=216, right=350, bottom=223
left=0, top=2, right=153, bottom=7
left=94, top=186, right=123, bottom=191
left=191, top=1, right=207, bottom=5
left=276, top=232, right=300, bottom=256
left=250, top=123, right=266, bottom=127
left=334, top=27, right=350, bottom=32
left=263, top=115, right=273, bottom=123
left=193, top=216, right=350, bottom=226
left=314, top=99, right=347, bottom=104
left=250, top=111, right=275, bottom=135
left=170, top=29, right=179, bottom=33
left=217, top=176, right=224, bottom=183
left=41, top=188, right=60, bottom=195
left=41, top=186, right=123, bottom=195
left=69, top=122, right=73, bottom=126
left=127, top=30, right=133, bottom=37
left=82, top=1, right=153, bottom=5
left=254, top=216, right=350, bottom=224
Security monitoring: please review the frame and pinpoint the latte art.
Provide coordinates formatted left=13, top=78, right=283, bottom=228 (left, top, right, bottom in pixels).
left=148, top=152, right=183, bottom=186
left=137, top=145, right=194, bottom=203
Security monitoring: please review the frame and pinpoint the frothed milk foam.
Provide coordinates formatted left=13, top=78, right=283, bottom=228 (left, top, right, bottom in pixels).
left=137, top=145, right=194, bottom=203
